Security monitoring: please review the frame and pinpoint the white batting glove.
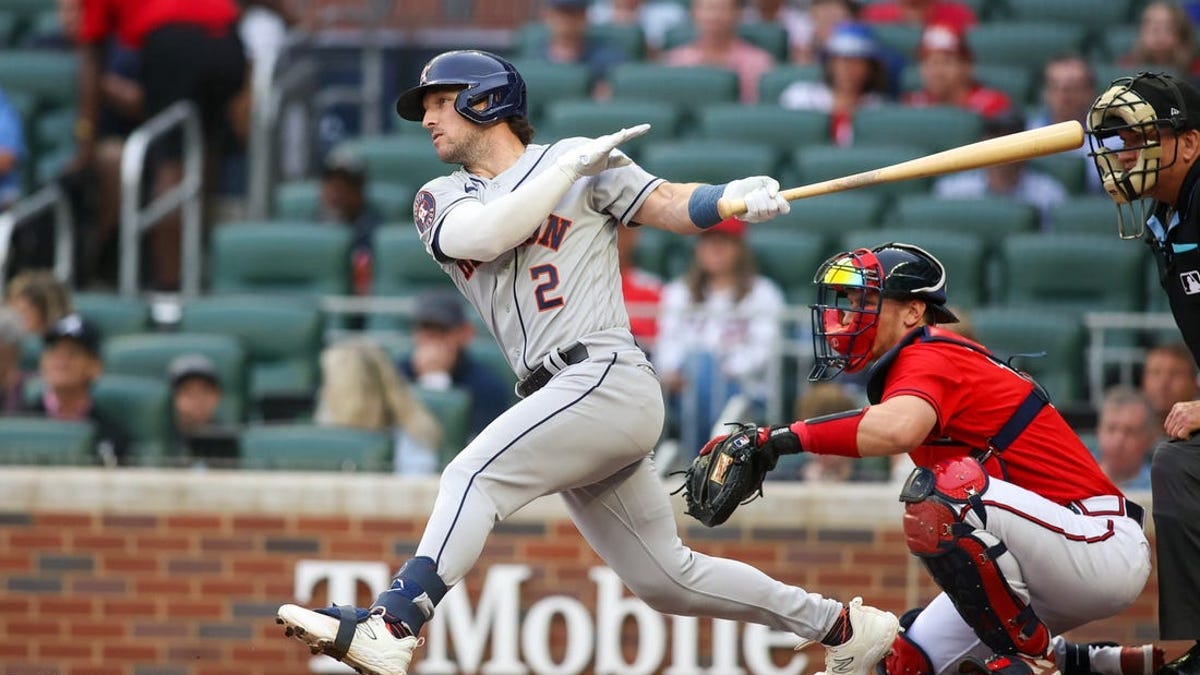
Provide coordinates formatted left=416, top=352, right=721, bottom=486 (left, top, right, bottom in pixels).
left=556, top=123, right=651, bottom=181
left=722, top=176, right=790, bottom=223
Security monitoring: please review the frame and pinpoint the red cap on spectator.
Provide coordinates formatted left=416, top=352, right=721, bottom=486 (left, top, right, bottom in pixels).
left=706, top=217, right=747, bottom=239
left=918, top=23, right=971, bottom=61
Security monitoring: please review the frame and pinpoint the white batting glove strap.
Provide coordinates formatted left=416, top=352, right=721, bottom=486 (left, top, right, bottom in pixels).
left=557, top=123, right=652, bottom=181
left=723, top=176, right=790, bottom=223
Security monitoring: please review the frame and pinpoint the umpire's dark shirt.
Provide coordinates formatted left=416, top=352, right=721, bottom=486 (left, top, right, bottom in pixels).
left=30, top=397, right=130, bottom=466
left=1149, top=157, right=1200, bottom=365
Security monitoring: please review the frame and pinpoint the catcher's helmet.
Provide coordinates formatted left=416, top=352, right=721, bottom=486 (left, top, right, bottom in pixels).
left=1086, top=72, right=1200, bottom=237
left=395, top=50, right=527, bottom=124
left=809, top=243, right=957, bottom=381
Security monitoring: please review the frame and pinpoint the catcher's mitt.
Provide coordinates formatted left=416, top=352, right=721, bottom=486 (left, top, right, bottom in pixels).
left=672, top=423, right=779, bottom=528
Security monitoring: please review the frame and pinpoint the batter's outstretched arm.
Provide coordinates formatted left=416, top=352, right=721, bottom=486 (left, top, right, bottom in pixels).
left=633, top=177, right=790, bottom=234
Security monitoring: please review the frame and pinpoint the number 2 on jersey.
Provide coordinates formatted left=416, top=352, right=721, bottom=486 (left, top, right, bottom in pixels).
left=530, top=264, right=565, bottom=311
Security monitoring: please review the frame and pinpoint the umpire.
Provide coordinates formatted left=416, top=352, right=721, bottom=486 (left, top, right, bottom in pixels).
left=1086, top=71, right=1200, bottom=675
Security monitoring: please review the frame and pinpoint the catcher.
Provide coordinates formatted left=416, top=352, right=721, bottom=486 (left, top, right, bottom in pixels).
left=682, top=243, right=1158, bottom=675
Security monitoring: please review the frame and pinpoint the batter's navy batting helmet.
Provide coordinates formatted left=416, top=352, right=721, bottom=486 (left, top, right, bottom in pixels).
left=395, top=50, right=527, bottom=124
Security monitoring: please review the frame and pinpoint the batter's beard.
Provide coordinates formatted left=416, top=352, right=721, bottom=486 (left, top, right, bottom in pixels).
left=440, top=128, right=490, bottom=168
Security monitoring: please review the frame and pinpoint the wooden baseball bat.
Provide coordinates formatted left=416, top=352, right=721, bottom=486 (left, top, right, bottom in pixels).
left=716, top=120, right=1085, bottom=219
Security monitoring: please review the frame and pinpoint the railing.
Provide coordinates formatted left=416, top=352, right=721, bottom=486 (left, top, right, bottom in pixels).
left=0, top=182, right=74, bottom=288
left=118, top=100, right=204, bottom=297
left=1083, top=311, right=1180, bottom=406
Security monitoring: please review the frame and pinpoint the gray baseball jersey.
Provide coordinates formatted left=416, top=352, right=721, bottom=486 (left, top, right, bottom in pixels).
left=414, top=138, right=662, bottom=379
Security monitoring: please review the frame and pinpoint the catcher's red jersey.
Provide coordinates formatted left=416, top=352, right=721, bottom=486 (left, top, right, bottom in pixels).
left=880, top=327, right=1120, bottom=504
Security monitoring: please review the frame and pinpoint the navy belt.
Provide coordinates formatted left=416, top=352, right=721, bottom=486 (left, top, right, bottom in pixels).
left=516, top=342, right=589, bottom=398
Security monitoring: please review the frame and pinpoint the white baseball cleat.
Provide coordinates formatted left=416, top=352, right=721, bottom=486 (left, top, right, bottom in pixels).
left=814, top=597, right=901, bottom=675
left=277, top=603, right=421, bottom=675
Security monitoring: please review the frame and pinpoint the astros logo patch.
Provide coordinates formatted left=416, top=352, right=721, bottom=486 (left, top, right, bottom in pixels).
left=414, top=191, right=436, bottom=234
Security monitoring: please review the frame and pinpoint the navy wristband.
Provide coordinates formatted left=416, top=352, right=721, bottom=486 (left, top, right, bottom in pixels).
left=687, top=183, right=727, bottom=229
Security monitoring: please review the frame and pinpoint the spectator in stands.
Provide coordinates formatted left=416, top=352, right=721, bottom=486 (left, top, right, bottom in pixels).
left=0, top=85, right=25, bottom=209
left=617, top=226, right=664, bottom=354
left=32, top=314, right=128, bottom=465
left=741, top=0, right=811, bottom=63
left=933, top=112, right=1068, bottom=229
left=318, top=337, right=442, bottom=475
left=1142, top=342, right=1200, bottom=427
left=661, top=0, right=776, bottom=104
left=314, top=148, right=381, bottom=296
left=5, top=270, right=73, bottom=336
left=587, top=0, right=689, bottom=57
left=1096, top=385, right=1160, bottom=491
left=0, top=310, right=29, bottom=415
left=779, top=21, right=891, bottom=146
left=73, top=0, right=247, bottom=291
left=398, top=289, right=512, bottom=442
left=1122, top=1, right=1200, bottom=78
left=789, top=0, right=859, bottom=65
left=167, top=353, right=223, bottom=438
left=540, top=0, right=629, bottom=96
left=1027, top=54, right=1102, bottom=194
left=655, top=217, right=785, bottom=454
left=860, top=0, right=976, bottom=32
left=903, top=23, right=1011, bottom=119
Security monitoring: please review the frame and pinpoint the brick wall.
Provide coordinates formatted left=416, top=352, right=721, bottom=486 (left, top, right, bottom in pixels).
left=0, top=469, right=1181, bottom=674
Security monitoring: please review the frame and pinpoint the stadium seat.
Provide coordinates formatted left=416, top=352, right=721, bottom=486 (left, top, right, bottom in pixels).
left=752, top=193, right=884, bottom=251
left=466, top=340, right=518, bottom=394
left=970, top=306, right=1087, bottom=404
left=73, top=293, right=152, bottom=341
left=93, top=374, right=171, bottom=466
left=889, top=195, right=1039, bottom=254
left=759, top=63, right=823, bottom=104
left=610, top=64, right=739, bottom=120
left=0, top=417, right=96, bottom=466
left=0, top=12, right=17, bottom=47
left=413, top=386, right=472, bottom=465
left=178, top=296, right=323, bottom=411
left=508, top=60, right=592, bottom=124
left=663, top=22, right=789, bottom=61
left=211, top=221, right=353, bottom=296
left=966, top=23, right=1087, bottom=71
left=789, top=144, right=928, bottom=200
left=334, top=135, right=443, bottom=189
left=633, top=225, right=694, bottom=280
left=998, top=233, right=1146, bottom=313
left=1002, top=0, right=1130, bottom=35
left=513, top=22, right=646, bottom=61
left=239, top=424, right=392, bottom=472
left=747, top=230, right=829, bottom=302
left=1100, top=27, right=1138, bottom=63
left=539, top=100, right=681, bottom=155
left=853, top=105, right=982, bottom=153
left=695, top=104, right=829, bottom=165
left=869, top=23, right=923, bottom=60
left=638, top=140, right=777, bottom=185
left=371, top=224, right=453, bottom=299
left=838, top=229, right=988, bottom=308
left=102, top=332, right=249, bottom=424
left=973, top=64, right=1035, bottom=108
left=272, top=181, right=416, bottom=222
left=0, top=50, right=77, bottom=109
left=1048, top=196, right=1122, bottom=234
left=32, top=105, right=74, bottom=155
left=1028, top=153, right=1090, bottom=195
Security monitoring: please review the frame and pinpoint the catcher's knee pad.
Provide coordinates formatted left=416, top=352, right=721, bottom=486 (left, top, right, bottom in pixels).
left=899, top=458, right=1049, bottom=658
left=881, top=631, right=934, bottom=675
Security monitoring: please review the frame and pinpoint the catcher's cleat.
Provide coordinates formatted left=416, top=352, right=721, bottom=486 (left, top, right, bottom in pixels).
left=811, top=597, right=900, bottom=675
left=277, top=603, right=421, bottom=675
left=1063, top=641, right=1164, bottom=675
left=960, top=653, right=1060, bottom=675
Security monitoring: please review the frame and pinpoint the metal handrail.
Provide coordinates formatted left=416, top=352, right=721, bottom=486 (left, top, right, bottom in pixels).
left=118, top=100, right=204, bottom=297
left=1083, top=311, right=1179, bottom=406
left=246, top=48, right=319, bottom=219
left=0, top=182, right=74, bottom=289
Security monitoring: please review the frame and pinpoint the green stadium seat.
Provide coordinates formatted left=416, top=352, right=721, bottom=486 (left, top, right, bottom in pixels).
left=663, top=22, right=789, bottom=61
left=789, top=144, right=928, bottom=200
left=371, top=224, right=452, bottom=299
left=869, top=23, right=923, bottom=61
left=413, top=386, right=472, bottom=464
left=0, top=12, right=18, bottom=47
left=838, top=229, right=988, bottom=308
left=102, top=332, right=249, bottom=424
left=1027, top=153, right=1089, bottom=196
left=335, top=136, right=443, bottom=189
left=21, top=10, right=61, bottom=47
left=751, top=193, right=884, bottom=251
left=508, top=60, right=592, bottom=124
left=970, top=307, right=1087, bottom=404
left=853, top=105, right=982, bottom=153
left=466, top=340, right=518, bottom=393
left=514, top=22, right=646, bottom=61
left=1002, top=0, right=1130, bottom=35
left=1100, top=27, right=1138, bottom=63
left=32, top=106, right=75, bottom=155
left=272, top=180, right=415, bottom=222
left=178, top=296, right=323, bottom=409
left=93, top=374, right=171, bottom=466
left=1048, top=196, right=1122, bottom=234
left=610, top=64, right=740, bottom=119
left=759, top=63, right=823, bottom=104
left=998, top=233, right=1146, bottom=312
left=632, top=226, right=693, bottom=280
left=211, top=221, right=353, bottom=296
left=240, top=424, right=392, bottom=472
left=638, top=140, right=777, bottom=185
left=540, top=100, right=681, bottom=156
left=73, top=293, right=152, bottom=342
left=696, top=104, right=829, bottom=164
left=0, top=51, right=77, bottom=109
left=747, top=230, right=829, bottom=301
left=966, top=23, right=1087, bottom=71
left=890, top=195, right=1039, bottom=253
left=0, top=417, right=96, bottom=466
left=973, top=64, right=1035, bottom=108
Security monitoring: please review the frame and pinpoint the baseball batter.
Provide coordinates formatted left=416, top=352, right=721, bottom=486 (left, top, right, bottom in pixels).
left=699, top=244, right=1154, bottom=675
left=276, top=50, right=900, bottom=675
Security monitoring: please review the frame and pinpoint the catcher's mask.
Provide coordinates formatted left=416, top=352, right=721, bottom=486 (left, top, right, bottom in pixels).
left=810, top=243, right=958, bottom=381
left=1086, top=72, right=1200, bottom=238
